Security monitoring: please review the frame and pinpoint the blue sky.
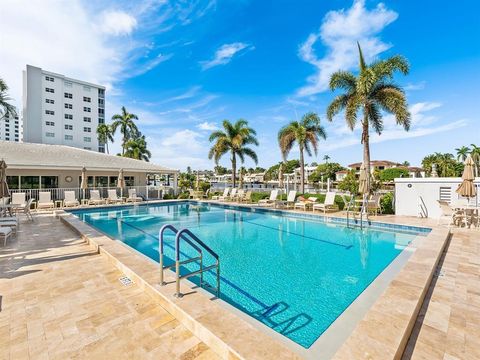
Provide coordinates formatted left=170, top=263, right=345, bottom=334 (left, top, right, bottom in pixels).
left=2, top=0, right=479, bottom=170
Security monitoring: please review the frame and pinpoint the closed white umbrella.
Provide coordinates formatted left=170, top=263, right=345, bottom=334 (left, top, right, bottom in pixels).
left=456, top=154, right=476, bottom=199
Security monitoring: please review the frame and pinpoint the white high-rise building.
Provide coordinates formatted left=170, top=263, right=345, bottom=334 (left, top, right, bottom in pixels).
left=0, top=109, right=22, bottom=142
left=22, top=65, right=106, bottom=152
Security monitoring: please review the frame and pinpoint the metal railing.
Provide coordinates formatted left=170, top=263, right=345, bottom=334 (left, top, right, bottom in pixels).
left=159, top=224, right=220, bottom=298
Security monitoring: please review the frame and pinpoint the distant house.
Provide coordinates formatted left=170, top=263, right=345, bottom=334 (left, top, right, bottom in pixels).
left=337, top=160, right=424, bottom=180
left=335, top=170, right=349, bottom=182
left=243, top=172, right=265, bottom=183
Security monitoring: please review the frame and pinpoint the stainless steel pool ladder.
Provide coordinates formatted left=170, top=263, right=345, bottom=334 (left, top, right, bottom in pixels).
left=345, top=195, right=355, bottom=228
left=158, top=224, right=220, bottom=298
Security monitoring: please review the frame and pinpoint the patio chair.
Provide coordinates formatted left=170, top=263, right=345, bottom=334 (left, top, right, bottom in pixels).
left=276, top=190, right=297, bottom=209
left=37, top=192, right=54, bottom=210
left=233, top=189, right=245, bottom=202
left=63, top=191, right=80, bottom=207
left=216, top=188, right=231, bottom=201
left=437, top=201, right=464, bottom=227
left=126, top=189, right=142, bottom=203
left=0, top=226, right=13, bottom=246
left=258, top=189, right=279, bottom=207
left=226, top=188, right=238, bottom=201
left=14, top=198, right=34, bottom=221
left=0, top=220, right=17, bottom=235
left=294, top=196, right=318, bottom=211
left=203, top=188, right=210, bottom=199
left=11, top=193, right=26, bottom=206
left=366, top=193, right=383, bottom=216
left=89, top=190, right=106, bottom=205
left=241, top=190, right=252, bottom=204
left=107, top=189, right=123, bottom=204
left=313, top=192, right=339, bottom=214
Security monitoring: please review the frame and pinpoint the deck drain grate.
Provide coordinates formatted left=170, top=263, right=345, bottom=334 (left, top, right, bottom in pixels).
left=119, top=276, right=134, bottom=286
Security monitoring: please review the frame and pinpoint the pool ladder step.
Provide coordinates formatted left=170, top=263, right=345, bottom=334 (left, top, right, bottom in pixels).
left=159, top=224, right=220, bottom=298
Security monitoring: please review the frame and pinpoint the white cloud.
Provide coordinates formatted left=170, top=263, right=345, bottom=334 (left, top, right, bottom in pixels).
left=297, top=0, right=398, bottom=96
left=197, top=122, right=218, bottom=131
left=100, top=10, right=137, bottom=36
left=201, top=42, right=254, bottom=70
left=404, top=81, right=426, bottom=91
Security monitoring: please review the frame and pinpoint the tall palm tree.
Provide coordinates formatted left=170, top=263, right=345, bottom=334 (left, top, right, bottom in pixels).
left=124, top=135, right=151, bottom=161
left=470, top=144, right=480, bottom=176
left=96, top=124, right=114, bottom=154
left=208, top=119, right=259, bottom=187
left=111, top=106, right=139, bottom=155
left=0, top=78, right=17, bottom=120
left=323, top=155, right=330, bottom=163
left=278, top=112, right=327, bottom=193
left=327, top=43, right=410, bottom=192
left=455, top=146, right=470, bottom=162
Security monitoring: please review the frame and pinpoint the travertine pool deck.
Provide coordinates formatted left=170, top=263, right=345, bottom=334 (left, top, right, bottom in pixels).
left=2, top=202, right=477, bottom=359
left=0, top=215, right=219, bottom=359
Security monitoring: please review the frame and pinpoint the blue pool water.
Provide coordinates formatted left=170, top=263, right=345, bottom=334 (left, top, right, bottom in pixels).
left=70, top=202, right=427, bottom=348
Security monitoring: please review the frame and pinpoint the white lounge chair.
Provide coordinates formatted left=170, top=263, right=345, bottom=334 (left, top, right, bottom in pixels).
left=294, top=196, right=318, bottom=211
left=276, top=190, right=297, bottom=209
left=240, top=190, right=252, bottom=204
left=63, top=191, right=80, bottom=207
left=37, top=192, right=54, bottom=210
left=213, top=188, right=230, bottom=201
left=107, top=189, right=123, bottom=204
left=126, top=189, right=142, bottom=203
left=0, top=227, right=13, bottom=246
left=233, top=189, right=244, bottom=202
left=313, top=192, right=339, bottom=214
left=437, top=200, right=464, bottom=227
left=0, top=220, right=17, bottom=235
left=11, top=193, right=26, bottom=206
left=226, top=188, right=238, bottom=202
left=258, top=189, right=279, bottom=207
left=89, top=190, right=105, bottom=205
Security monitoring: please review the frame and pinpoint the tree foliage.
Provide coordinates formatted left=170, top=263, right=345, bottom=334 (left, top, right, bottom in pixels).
left=0, top=78, right=17, bottom=120
left=421, top=153, right=463, bottom=177
left=309, top=162, right=345, bottom=183
left=378, top=167, right=410, bottom=182
left=264, top=160, right=300, bottom=181
left=337, top=170, right=359, bottom=195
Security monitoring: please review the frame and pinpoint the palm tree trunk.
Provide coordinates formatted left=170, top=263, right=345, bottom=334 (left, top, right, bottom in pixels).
left=231, top=152, right=237, bottom=188
left=106, top=141, right=109, bottom=154
left=299, top=147, right=305, bottom=194
left=362, top=118, right=371, bottom=193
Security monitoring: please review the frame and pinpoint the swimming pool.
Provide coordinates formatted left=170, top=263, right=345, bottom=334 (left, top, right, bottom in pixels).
left=70, top=201, right=428, bottom=348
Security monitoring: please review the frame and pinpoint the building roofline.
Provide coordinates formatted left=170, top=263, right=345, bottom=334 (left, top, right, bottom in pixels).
left=26, top=64, right=106, bottom=90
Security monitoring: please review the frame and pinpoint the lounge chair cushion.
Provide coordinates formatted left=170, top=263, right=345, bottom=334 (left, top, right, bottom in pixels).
left=0, top=227, right=12, bottom=235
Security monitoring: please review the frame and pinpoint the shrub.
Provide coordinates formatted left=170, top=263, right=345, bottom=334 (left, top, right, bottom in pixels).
left=378, top=168, right=409, bottom=182
left=177, top=192, right=190, bottom=199
left=251, top=192, right=270, bottom=203
left=380, top=192, right=395, bottom=214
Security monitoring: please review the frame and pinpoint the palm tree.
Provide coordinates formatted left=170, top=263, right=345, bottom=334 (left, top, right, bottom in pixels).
left=278, top=112, right=327, bottom=193
left=124, top=135, right=151, bottom=161
left=0, top=78, right=17, bottom=120
left=323, top=155, right=330, bottom=163
left=208, top=119, right=259, bottom=187
left=455, top=146, right=470, bottom=162
left=96, top=124, right=114, bottom=154
left=327, top=43, right=410, bottom=192
left=470, top=144, right=480, bottom=176
left=111, top=106, right=139, bottom=155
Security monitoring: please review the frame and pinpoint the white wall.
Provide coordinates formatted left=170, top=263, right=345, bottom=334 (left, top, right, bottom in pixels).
left=395, top=178, right=480, bottom=218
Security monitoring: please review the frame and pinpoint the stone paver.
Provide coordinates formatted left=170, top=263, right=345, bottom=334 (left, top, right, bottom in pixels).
left=0, top=215, right=220, bottom=360
left=403, top=228, right=480, bottom=360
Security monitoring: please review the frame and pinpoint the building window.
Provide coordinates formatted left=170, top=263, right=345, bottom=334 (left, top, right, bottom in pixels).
left=65, top=125, right=73, bottom=130
left=6, top=176, right=19, bottom=189
left=65, top=135, right=73, bottom=140
left=45, top=121, right=55, bottom=126
left=98, top=89, right=105, bottom=96
left=94, top=176, right=108, bottom=187
left=83, top=127, right=91, bottom=133
left=64, top=92, right=73, bottom=99
left=98, top=99, right=104, bottom=105
left=98, top=118, right=105, bottom=124
left=45, top=132, right=55, bottom=137
left=83, top=107, right=91, bottom=112
left=83, top=96, right=91, bottom=102
left=98, top=108, right=104, bottom=115
left=83, top=85, right=91, bottom=92
left=125, top=176, right=135, bottom=187
left=64, top=81, right=73, bottom=87
left=64, top=114, right=73, bottom=120
left=41, top=176, right=58, bottom=189
left=46, top=99, right=54, bottom=104
left=20, top=176, right=40, bottom=189
left=45, top=87, right=54, bottom=93
left=45, top=110, right=55, bottom=115
left=83, top=117, right=91, bottom=122
left=45, top=76, right=55, bottom=82
left=84, top=137, right=91, bottom=142
left=64, top=103, right=72, bottom=109
left=99, top=146, right=105, bottom=153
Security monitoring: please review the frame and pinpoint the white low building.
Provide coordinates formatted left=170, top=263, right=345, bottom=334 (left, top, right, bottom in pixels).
left=395, top=177, right=479, bottom=219
left=0, top=141, right=179, bottom=198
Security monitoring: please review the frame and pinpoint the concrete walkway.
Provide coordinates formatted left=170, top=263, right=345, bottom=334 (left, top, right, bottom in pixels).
left=0, top=215, right=219, bottom=359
